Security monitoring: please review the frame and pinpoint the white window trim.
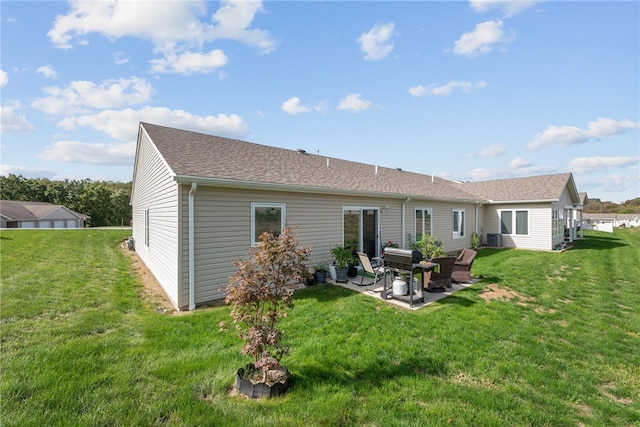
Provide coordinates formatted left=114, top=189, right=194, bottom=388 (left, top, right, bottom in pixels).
left=499, top=209, right=530, bottom=237
left=251, top=203, right=286, bottom=246
left=452, top=208, right=465, bottom=239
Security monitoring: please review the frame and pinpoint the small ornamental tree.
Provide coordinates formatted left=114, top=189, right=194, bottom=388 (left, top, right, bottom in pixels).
left=224, top=226, right=311, bottom=381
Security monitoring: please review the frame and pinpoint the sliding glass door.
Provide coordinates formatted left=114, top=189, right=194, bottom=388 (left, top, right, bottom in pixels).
left=343, top=207, right=379, bottom=258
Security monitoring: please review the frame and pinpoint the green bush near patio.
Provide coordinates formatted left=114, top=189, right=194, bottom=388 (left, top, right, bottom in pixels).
left=1, top=228, right=639, bottom=426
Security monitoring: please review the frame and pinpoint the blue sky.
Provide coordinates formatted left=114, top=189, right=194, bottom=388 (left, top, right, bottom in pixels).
left=1, top=0, right=638, bottom=203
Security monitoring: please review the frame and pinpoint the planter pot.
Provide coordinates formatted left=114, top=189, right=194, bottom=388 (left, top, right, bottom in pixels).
left=314, top=271, right=327, bottom=284
left=328, top=265, right=337, bottom=281
left=347, top=265, right=358, bottom=278
left=234, top=364, right=290, bottom=399
left=335, top=267, right=349, bottom=283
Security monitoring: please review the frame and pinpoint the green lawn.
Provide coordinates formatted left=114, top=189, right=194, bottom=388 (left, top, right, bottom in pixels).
left=1, top=228, right=639, bottom=426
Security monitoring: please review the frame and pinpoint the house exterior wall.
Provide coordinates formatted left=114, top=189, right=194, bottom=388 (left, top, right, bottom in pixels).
left=42, top=207, right=84, bottom=228
left=402, top=200, right=477, bottom=253
left=482, top=203, right=552, bottom=251
left=131, top=131, right=181, bottom=308
left=175, top=185, right=474, bottom=308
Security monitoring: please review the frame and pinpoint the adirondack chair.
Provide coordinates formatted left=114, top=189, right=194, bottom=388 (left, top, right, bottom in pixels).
left=451, top=248, right=477, bottom=283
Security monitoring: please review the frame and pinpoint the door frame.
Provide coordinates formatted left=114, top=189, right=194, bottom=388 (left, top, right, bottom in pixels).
left=342, top=206, right=380, bottom=258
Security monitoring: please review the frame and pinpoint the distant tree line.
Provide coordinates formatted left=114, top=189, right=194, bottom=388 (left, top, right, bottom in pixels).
left=585, top=197, right=640, bottom=214
left=0, top=174, right=132, bottom=227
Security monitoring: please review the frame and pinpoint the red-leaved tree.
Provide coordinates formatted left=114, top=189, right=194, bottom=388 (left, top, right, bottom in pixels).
left=225, top=226, right=311, bottom=381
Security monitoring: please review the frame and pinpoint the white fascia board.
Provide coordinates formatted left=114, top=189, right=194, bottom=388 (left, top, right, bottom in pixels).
left=174, top=175, right=483, bottom=204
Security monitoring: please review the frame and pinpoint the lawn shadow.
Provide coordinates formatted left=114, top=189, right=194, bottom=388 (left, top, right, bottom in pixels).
left=570, top=234, right=626, bottom=250
left=291, top=351, right=448, bottom=394
left=293, top=284, right=354, bottom=303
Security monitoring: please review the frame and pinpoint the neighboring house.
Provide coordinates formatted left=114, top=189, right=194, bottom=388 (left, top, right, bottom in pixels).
left=131, top=122, right=583, bottom=310
left=583, top=213, right=639, bottom=231
left=0, top=200, right=87, bottom=229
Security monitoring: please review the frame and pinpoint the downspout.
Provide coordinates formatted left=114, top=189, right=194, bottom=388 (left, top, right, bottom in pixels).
left=402, top=197, right=411, bottom=248
left=188, top=182, right=197, bottom=311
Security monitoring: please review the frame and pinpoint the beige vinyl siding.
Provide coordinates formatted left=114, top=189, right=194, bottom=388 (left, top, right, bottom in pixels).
left=486, top=203, right=552, bottom=251
left=402, top=201, right=477, bottom=253
left=178, top=185, right=410, bottom=307
left=131, top=131, right=181, bottom=308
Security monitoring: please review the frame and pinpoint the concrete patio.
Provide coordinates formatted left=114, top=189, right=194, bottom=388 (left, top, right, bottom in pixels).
left=324, top=276, right=477, bottom=310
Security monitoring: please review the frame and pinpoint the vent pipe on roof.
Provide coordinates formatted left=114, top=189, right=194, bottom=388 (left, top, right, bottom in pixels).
left=326, top=158, right=329, bottom=168
left=375, top=165, right=378, bottom=175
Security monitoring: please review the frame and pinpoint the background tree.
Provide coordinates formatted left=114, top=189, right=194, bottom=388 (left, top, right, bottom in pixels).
left=0, top=174, right=132, bottom=227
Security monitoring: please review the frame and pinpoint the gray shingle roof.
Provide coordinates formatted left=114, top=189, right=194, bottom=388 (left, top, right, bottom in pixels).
left=141, top=122, right=481, bottom=202
left=0, top=200, right=86, bottom=220
left=140, top=122, right=579, bottom=204
left=455, top=173, right=578, bottom=203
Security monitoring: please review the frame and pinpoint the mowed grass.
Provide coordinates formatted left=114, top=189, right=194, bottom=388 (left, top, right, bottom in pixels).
left=1, top=228, right=639, bottom=426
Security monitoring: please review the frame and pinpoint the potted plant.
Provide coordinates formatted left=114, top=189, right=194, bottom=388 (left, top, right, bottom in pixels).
left=223, top=226, right=311, bottom=399
left=314, top=264, right=327, bottom=284
left=412, top=234, right=446, bottom=260
left=330, top=245, right=352, bottom=283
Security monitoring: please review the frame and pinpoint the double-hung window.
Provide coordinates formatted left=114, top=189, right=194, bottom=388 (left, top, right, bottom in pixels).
left=453, top=209, right=465, bottom=239
left=415, top=208, right=432, bottom=241
left=552, top=209, right=562, bottom=236
left=251, top=203, right=285, bottom=245
left=500, top=209, right=529, bottom=236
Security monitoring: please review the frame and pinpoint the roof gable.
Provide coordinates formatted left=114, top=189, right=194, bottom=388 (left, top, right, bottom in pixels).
left=456, top=173, right=580, bottom=204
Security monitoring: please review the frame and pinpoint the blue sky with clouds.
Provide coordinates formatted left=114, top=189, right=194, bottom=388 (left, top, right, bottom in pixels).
left=1, top=0, right=638, bottom=203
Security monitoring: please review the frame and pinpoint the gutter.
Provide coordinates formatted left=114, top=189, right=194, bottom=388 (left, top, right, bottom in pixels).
left=173, top=175, right=483, bottom=204
left=401, top=197, right=411, bottom=248
left=188, top=182, right=197, bottom=311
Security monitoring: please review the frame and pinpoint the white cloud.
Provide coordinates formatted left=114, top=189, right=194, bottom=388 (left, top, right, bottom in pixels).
left=114, top=51, right=130, bottom=65
left=409, top=80, right=487, bottom=97
left=209, top=0, right=275, bottom=54
left=527, top=118, right=640, bottom=150
left=0, top=164, right=54, bottom=179
left=0, top=103, right=35, bottom=132
left=0, top=69, right=8, bottom=87
left=478, top=144, right=507, bottom=158
left=470, top=0, right=541, bottom=17
left=31, top=77, right=154, bottom=115
left=338, top=93, right=373, bottom=112
left=150, top=49, right=228, bottom=74
left=37, top=140, right=135, bottom=165
left=47, top=0, right=275, bottom=74
left=567, top=156, right=640, bottom=174
left=58, top=106, right=248, bottom=141
left=510, top=157, right=532, bottom=168
left=453, top=20, right=512, bottom=57
left=357, top=22, right=395, bottom=61
left=281, top=97, right=325, bottom=115
left=282, top=97, right=310, bottom=115
left=36, top=65, right=57, bottom=79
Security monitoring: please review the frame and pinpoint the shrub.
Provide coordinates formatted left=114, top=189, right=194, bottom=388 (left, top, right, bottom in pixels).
left=224, top=226, right=311, bottom=380
left=411, top=234, right=446, bottom=259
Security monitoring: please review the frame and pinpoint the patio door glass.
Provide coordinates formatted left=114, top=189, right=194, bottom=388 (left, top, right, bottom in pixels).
left=343, top=207, right=379, bottom=258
